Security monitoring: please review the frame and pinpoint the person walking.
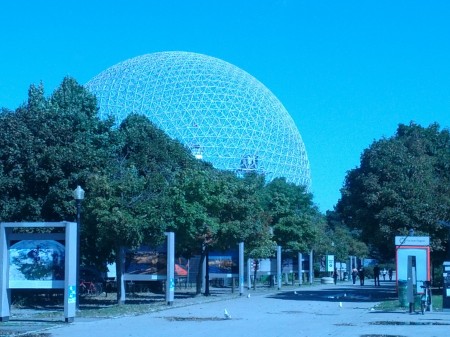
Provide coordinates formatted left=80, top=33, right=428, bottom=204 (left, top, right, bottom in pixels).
left=351, top=267, right=358, bottom=285
left=359, top=267, right=365, bottom=286
left=333, top=268, right=338, bottom=285
left=388, top=268, right=393, bottom=281
left=382, top=268, right=387, bottom=281
left=373, top=265, right=381, bottom=286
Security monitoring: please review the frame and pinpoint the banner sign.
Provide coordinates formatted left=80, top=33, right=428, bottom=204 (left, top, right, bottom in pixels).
left=326, top=255, right=335, bottom=272
left=395, top=236, right=429, bottom=246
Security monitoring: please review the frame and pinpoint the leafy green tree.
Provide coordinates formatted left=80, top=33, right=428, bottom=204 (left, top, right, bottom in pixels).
left=1, top=79, right=197, bottom=303
left=261, top=177, right=318, bottom=255
left=325, top=210, right=369, bottom=263
left=83, top=114, right=197, bottom=302
left=337, top=123, right=450, bottom=261
left=239, top=173, right=274, bottom=259
left=0, top=77, right=114, bottom=223
left=167, top=169, right=276, bottom=294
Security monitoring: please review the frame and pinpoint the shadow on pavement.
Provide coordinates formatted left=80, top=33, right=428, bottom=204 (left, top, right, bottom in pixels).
left=267, top=284, right=397, bottom=303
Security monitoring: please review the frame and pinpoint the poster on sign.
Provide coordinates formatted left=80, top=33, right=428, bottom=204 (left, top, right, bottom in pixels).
left=124, top=245, right=167, bottom=281
left=9, top=239, right=65, bottom=289
left=208, top=250, right=238, bottom=277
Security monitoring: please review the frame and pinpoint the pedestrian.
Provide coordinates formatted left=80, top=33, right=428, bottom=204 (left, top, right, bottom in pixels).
left=351, top=267, right=358, bottom=285
left=359, top=267, right=365, bottom=286
left=388, top=268, right=393, bottom=281
left=382, top=268, right=387, bottom=281
left=333, top=268, right=338, bottom=285
left=373, top=265, right=380, bottom=286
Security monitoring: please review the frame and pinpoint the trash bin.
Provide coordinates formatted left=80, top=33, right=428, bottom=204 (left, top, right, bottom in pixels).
left=398, top=280, right=407, bottom=307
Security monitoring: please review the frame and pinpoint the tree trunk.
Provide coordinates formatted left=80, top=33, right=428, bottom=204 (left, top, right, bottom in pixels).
left=196, top=251, right=205, bottom=295
left=204, top=247, right=210, bottom=296
left=115, top=247, right=125, bottom=305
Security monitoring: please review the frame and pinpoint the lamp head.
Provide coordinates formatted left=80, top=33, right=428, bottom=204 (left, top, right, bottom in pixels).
left=73, top=185, right=85, bottom=200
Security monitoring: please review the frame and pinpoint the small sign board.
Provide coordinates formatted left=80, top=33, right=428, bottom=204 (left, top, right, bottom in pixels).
left=395, top=236, right=429, bottom=246
left=326, top=255, right=334, bottom=272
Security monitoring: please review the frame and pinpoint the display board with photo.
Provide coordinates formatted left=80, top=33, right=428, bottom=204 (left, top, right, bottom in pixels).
left=9, top=239, right=65, bottom=289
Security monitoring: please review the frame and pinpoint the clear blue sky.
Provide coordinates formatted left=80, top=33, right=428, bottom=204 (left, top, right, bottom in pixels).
left=1, top=0, right=449, bottom=212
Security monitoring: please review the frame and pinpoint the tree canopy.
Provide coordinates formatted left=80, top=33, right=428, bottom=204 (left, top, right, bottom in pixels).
left=261, top=177, right=319, bottom=255
left=336, top=123, right=450, bottom=261
left=0, top=78, right=115, bottom=223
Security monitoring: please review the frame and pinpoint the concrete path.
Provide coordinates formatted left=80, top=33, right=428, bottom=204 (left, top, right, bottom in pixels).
left=8, top=280, right=450, bottom=337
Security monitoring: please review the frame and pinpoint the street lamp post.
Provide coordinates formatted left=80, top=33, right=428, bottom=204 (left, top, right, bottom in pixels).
left=202, top=225, right=212, bottom=297
left=438, top=221, right=450, bottom=260
left=73, top=185, right=85, bottom=310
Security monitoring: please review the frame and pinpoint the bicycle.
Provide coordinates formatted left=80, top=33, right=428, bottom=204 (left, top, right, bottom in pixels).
left=79, top=280, right=103, bottom=297
left=420, top=280, right=432, bottom=315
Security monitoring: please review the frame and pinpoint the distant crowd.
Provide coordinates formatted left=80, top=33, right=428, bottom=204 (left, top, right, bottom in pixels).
left=348, top=265, right=394, bottom=286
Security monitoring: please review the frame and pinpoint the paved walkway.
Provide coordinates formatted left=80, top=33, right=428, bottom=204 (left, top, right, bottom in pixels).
left=8, top=280, right=450, bottom=336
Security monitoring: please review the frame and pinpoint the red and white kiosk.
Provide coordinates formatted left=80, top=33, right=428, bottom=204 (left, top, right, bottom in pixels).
left=395, top=236, right=430, bottom=309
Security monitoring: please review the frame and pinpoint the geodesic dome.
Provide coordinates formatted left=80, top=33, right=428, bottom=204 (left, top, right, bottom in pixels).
left=85, top=51, right=311, bottom=188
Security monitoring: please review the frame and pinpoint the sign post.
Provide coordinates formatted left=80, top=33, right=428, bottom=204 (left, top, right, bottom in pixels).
left=238, top=242, right=244, bottom=296
left=165, top=232, right=175, bottom=305
left=277, top=246, right=282, bottom=290
left=0, top=222, right=77, bottom=322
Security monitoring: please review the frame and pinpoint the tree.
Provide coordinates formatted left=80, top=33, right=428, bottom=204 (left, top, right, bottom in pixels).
left=83, top=114, right=197, bottom=302
left=261, top=177, right=318, bottom=255
left=0, top=77, right=115, bottom=223
left=1, top=79, right=197, bottom=303
left=325, top=210, right=369, bottom=263
left=239, top=173, right=274, bottom=259
left=337, top=123, right=450, bottom=261
left=167, top=168, right=271, bottom=294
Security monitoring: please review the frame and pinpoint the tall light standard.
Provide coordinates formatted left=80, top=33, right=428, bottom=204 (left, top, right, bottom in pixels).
left=73, top=185, right=85, bottom=310
left=438, top=221, right=450, bottom=260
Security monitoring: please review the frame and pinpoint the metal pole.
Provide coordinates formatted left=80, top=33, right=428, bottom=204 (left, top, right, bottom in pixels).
left=277, top=246, right=282, bottom=290
left=75, top=199, right=81, bottom=310
left=166, top=232, right=175, bottom=305
left=448, top=231, right=450, bottom=261
left=64, top=221, right=77, bottom=322
left=247, top=258, right=252, bottom=290
left=440, top=222, right=450, bottom=261
left=348, top=256, right=352, bottom=279
left=204, top=246, right=210, bottom=296
left=238, top=242, right=244, bottom=296
left=298, top=252, right=303, bottom=286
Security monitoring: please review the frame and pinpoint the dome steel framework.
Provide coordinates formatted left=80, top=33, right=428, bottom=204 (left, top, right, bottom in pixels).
left=85, top=51, right=311, bottom=188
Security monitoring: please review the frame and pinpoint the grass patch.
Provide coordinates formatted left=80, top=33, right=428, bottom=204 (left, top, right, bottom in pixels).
left=78, top=303, right=164, bottom=318
left=18, top=291, right=229, bottom=320
left=374, top=295, right=443, bottom=311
